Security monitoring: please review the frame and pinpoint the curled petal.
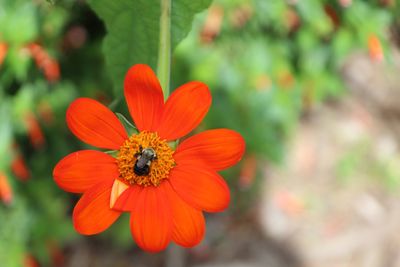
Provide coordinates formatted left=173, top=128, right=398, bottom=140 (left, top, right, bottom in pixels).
left=165, top=182, right=205, bottom=247
left=124, top=64, right=164, bottom=132
left=73, top=179, right=121, bottom=235
left=110, top=179, right=129, bottom=209
left=175, top=129, right=245, bottom=171
left=53, top=150, right=118, bottom=193
left=130, top=184, right=172, bottom=252
left=112, top=184, right=141, bottom=211
left=169, top=163, right=230, bottom=212
left=156, top=82, right=211, bottom=140
left=66, top=98, right=128, bottom=149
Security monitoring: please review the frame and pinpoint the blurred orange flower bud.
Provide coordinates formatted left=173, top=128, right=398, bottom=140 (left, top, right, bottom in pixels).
left=380, top=0, right=394, bottom=7
left=201, top=5, right=224, bottom=44
left=277, top=70, right=295, bottom=90
left=338, top=0, right=352, bottom=8
left=254, top=74, right=272, bottom=91
left=24, top=254, right=40, bottom=267
left=324, top=5, right=340, bottom=29
left=11, top=154, right=30, bottom=181
left=0, top=172, right=13, bottom=205
left=47, top=241, right=65, bottom=267
left=63, top=25, right=87, bottom=50
left=27, top=43, right=60, bottom=82
left=229, top=4, right=253, bottom=29
left=273, top=189, right=305, bottom=217
left=0, top=42, right=7, bottom=66
left=38, top=101, right=55, bottom=125
left=368, top=34, right=384, bottom=62
left=25, top=112, right=45, bottom=148
left=239, top=154, right=257, bottom=189
left=285, top=8, right=301, bottom=33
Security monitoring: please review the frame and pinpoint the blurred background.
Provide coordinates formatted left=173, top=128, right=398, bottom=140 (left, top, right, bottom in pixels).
left=1, top=0, right=400, bottom=266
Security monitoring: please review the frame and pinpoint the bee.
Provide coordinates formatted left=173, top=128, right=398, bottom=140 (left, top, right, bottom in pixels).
left=134, top=146, right=157, bottom=176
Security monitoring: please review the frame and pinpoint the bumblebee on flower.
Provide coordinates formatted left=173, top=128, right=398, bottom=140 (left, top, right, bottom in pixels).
left=53, top=64, right=245, bottom=252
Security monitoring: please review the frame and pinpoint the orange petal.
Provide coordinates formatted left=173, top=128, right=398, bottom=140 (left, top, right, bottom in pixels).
left=53, top=150, right=118, bottom=193
left=66, top=98, right=128, bottom=149
left=130, top=184, right=172, bottom=252
left=113, top=184, right=141, bottom=211
left=73, top=179, right=121, bottom=235
left=175, top=129, right=245, bottom=171
left=124, top=64, right=164, bottom=132
left=165, top=182, right=205, bottom=247
left=110, top=179, right=129, bottom=209
left=156, top=82, right=211, bottom=140
left=169, top=163, right=230, bottom=212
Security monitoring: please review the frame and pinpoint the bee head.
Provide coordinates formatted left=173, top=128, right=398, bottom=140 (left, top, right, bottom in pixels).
left=141, top=148, right=157, bottom=160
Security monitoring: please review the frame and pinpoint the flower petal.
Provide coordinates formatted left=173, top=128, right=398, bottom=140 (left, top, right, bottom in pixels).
left=66, top=98, right=128, bottom=149
left=124, top=64, right=164, bottom=132
left=110, top=179, right=129, bottom=209
left=169, top=163, right=230, bottom=212
left=112, top=184, right=141, bottom=212
left=156, top=82, right=211, bottom=140
left=175, top=129, right=245, bottom=171
left=165, top=182, right=205, bottom=247
left=73, top=179, right=121, bottom=235
left=53, top=150, right=118, bottom=193
left=130, top=184, right=172, bottom=252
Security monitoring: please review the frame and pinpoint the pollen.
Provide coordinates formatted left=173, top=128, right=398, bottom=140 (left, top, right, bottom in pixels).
left=117, top=131, right=175, bottom=187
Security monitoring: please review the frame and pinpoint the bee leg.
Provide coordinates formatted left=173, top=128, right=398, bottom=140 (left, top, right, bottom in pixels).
left=134, top=145, right=143, bottom=158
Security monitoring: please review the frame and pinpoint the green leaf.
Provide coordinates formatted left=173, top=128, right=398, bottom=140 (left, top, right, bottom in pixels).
left=0, top=1, right=38, bottom=45
left=87, top=0, right=212, bottom=95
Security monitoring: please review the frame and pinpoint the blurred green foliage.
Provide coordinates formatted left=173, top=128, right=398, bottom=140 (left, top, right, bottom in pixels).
left=87, top=0, right=212, bottom=93
left=0, top=0, right=399, bottom=265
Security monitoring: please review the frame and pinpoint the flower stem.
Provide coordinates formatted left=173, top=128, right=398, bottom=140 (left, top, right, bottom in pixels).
left=157, top=0, right=171, bottom=98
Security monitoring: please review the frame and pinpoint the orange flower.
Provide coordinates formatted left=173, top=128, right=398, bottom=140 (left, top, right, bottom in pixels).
left=53, top=64, right=245, bottom=252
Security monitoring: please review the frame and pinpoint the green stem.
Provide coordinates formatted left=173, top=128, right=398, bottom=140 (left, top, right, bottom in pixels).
left=108, top=96, right=121, bottom=111
left=157, top=0, right=171, bottom=98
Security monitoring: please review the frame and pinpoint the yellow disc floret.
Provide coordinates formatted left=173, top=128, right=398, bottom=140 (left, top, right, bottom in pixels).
left=117, top=131, right=175, bottom=187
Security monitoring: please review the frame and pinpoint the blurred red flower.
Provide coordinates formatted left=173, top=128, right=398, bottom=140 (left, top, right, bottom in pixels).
left=53, top=64, right=245, bottom=252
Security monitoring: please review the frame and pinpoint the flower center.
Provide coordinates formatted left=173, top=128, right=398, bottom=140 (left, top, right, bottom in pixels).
left=117, top=131, right=175, bottom=187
